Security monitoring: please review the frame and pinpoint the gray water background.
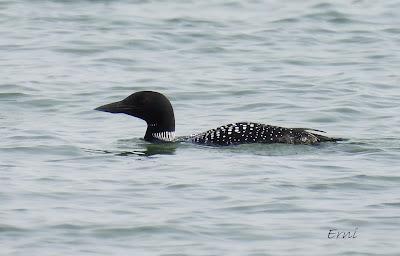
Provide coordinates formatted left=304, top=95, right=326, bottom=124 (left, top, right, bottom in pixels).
left=1, top=0, right=400, bottom=255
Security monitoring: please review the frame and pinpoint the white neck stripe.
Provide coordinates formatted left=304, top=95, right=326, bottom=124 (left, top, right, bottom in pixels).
left=152, top=131, right=176, bottom=142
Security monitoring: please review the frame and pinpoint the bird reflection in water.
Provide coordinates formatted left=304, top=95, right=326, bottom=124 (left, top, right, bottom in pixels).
left=115, top=142, right=177, bottom=156
left=85, top=141, right=177, bottom=157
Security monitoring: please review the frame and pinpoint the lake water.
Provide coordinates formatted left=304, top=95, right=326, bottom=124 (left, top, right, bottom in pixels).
left=1, top=0, right=400, bottom=255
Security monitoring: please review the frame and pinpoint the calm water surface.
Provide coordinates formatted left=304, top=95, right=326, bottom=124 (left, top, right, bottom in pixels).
left=1, top=0, right=400, bottom=255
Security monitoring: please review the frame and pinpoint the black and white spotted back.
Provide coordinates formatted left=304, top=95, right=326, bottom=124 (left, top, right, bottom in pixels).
left=189, top=122, right=330, bottom=146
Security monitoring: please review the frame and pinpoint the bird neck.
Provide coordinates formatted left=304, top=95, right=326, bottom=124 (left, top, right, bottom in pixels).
left=144, top=120, right=175, bottom=142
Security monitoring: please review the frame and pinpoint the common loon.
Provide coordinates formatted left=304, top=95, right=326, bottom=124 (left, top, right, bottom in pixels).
left=95, top=91, right=342, bottom=145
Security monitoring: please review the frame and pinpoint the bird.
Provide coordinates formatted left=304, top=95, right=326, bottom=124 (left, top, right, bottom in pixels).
left=95, top=91, right=343, bottom=146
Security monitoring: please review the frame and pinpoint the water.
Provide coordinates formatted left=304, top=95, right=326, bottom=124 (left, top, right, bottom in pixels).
left=1, top=0, right=400, bottom=255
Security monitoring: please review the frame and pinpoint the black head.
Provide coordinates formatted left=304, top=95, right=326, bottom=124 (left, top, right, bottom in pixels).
left=95, top=91, right=175, bottom=141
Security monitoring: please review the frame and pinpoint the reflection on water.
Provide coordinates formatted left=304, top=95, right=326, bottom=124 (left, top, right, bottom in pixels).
left=116, top=143, right=178, bottom=156
left=84, top=140, right=178, bottom=157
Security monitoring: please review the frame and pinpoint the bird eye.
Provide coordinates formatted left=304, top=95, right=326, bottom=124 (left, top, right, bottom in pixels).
left=124, top=93, right=151, bottom=107
left=134, top=96, right=150, bottom=106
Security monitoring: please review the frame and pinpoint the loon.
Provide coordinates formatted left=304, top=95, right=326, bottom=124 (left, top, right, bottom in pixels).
left=95, top=91, right=342, bottom=145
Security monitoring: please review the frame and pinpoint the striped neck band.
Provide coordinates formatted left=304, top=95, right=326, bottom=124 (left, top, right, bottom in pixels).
left=152, top=131, right=176, bottom=142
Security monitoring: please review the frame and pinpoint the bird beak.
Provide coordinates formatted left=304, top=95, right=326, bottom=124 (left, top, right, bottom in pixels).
left=95, top=100, right=132, bottom=114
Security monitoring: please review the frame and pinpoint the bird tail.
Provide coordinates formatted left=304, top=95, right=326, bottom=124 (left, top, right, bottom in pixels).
left=292, top=127, right=327, bottom=133
left=292, top=128, right=346, bottom=142
left=312, top=133, right=346, bottom=142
